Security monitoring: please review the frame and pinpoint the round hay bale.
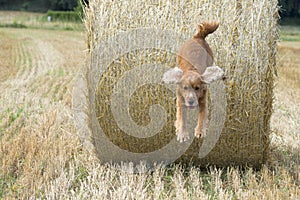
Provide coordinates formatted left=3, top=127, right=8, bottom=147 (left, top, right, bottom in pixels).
left=73, top=0, right=279, bottom=168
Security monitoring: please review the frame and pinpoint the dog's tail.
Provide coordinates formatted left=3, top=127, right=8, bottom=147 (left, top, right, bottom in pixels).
left=194, top=21, right=219, bottom=39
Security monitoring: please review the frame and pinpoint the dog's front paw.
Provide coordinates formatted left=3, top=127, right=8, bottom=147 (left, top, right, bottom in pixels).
left=194, top=127, right=207, bottom=138
left=177, top=131, right=190, bottom=143
left=200, top=129, right=207, bottom=138
left=194, top=128, right=201, bottom=138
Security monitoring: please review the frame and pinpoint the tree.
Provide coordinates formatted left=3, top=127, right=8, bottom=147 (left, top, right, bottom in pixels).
left=48, top=0, right=78, bottom=11
left=0, top=0, right=81, bottom=11
left=279, top=0, right=300, bottom=18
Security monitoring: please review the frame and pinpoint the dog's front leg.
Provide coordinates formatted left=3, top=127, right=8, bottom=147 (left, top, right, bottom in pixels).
left=195, top=98, right=208, bottom=138
left=175, top=97, right=189, bottom=142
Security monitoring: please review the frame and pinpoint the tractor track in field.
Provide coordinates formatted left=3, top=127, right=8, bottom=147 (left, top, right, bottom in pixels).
left=14, top=37, right=65, bottom=87
left=1, top=29, right=84, bottom=97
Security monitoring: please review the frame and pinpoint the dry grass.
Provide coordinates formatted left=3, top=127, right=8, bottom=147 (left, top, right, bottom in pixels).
left=269, top=42, right=300, bottom=188
left=0, top=31, right=18, bottom=82
left=0, top=27, right=85, bottom=198
left=0, top=11, right=299, bottom=200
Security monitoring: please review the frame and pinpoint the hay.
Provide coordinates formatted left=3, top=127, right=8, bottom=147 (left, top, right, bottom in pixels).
left=74, top=0, right=279, bottom=167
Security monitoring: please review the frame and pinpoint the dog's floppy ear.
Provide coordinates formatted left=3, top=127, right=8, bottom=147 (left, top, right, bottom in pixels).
left=162, top=67, right=183, bottom=84
left=201, top=66, right=226, bottom=84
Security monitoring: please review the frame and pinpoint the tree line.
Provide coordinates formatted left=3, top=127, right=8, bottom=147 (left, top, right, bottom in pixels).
left=279, top=0, right=300, bottom=18
left=0, top=0, right=88, bottom=12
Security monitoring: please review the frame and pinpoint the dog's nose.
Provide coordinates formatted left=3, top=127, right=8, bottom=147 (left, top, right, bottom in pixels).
left=188, top=100, right=194, bottom=106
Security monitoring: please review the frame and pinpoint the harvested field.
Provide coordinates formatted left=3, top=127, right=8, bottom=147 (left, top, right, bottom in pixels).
left=0, top=11, right=299, bottom=199
left=0, top=27, right=85, bottom=198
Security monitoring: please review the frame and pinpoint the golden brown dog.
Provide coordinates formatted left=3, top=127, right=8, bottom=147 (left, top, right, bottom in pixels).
left=163, top=21, right=225, bottom=142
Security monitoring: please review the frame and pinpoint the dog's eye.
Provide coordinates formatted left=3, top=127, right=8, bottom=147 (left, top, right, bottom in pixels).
left=183, top=86, right=188, bottom=90
left=194, top=86, right=200, bottom=90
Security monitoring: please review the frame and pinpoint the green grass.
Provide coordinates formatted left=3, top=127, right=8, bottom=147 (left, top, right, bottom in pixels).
left=0, top=11, right=84, bottom=31
left=0, top=107, right=24, bottom=129
left=0, top=174, right=17, bottom=199
left=0, top=21, right=27, bottom=29
left=280, top=25, right=300, bottom=41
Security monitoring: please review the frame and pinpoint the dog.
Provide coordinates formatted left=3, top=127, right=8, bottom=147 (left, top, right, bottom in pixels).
left=163, top=21, right=226, bottom=143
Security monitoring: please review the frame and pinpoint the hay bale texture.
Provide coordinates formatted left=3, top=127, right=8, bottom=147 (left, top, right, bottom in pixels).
left=76, top=0, right=278, bottom=167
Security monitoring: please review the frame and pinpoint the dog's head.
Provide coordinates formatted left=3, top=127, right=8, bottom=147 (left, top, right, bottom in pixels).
left=163, top=66, right=226, bottom=108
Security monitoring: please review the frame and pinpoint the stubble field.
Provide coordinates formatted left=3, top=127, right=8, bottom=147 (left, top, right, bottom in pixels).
left=0, top=11, right=299, bottom=199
